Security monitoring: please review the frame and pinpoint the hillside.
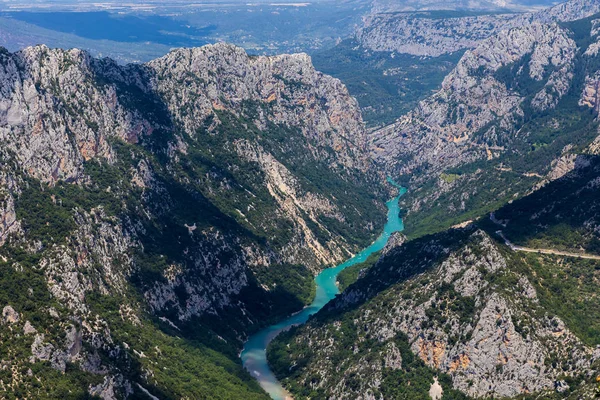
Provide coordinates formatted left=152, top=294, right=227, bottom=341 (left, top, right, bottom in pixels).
left=266, top=5, right=600, bottom=398
left=0, top=43, right=386, bottom=398
left=268, top=157, right=600, bottom=398
left=367, top=13, right=600, bottom=238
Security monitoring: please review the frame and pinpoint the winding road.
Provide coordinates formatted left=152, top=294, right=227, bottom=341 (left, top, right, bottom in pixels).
left=490, top=213, right=600, bottom=261
left=495, top=228, right=600, bottom=261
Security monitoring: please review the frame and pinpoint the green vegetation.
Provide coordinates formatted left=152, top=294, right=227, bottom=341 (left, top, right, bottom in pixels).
left=423, top=282, right=476, bottom=327
left=0, top=363, right=103, bottom=400
left=15, top=180, right=77, bottom=246
left=336, top=229, right=475, bottom=310
left=440, top=173, right=460, bottom=184
left=11, top=12, right=600, bottom=398
left=87, top=293, right=270, bottom=400
left=491, top=156, right=600, bottom=254
left=402, top=167, right=538, bottom=239
left=511, top=252, right=600, bottom=346
left=473, top=157, right=600, bottom=346
left=267, top=218, right=600, bottom=398
left=312, top=39, right=463, bottom=127
left=244, top=263, right=316, bottom=323
left=9, top=147, right=276, bottom=399
left=403, top=108, right=597, bottom=240
left=336, top=251, right=380, bottom=291
left=158, top=107, right=386, bottom=250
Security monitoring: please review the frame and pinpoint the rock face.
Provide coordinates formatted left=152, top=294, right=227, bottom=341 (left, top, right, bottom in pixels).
left=369, top=0, right=549, bottom=13
left=148, top=44, right=369, bottom=172
left=371, top=22, right=576, bottom=177
left=579, top=32, right=600, bottom=156
left=0, top=43, right=384, bottom=398
left=358, top=0, right=600, bottom=57
left=357, top=13, right=518, bottom=57
left=2, top=305, right=19, bottom=324
left=269, top=228, right=600, bottom=398
left=0, top=47, right=138, bottom=183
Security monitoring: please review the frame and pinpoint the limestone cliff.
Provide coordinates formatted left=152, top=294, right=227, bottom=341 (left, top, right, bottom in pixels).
left=371, top=22, right=576, bottom=177
left=269, top=227, right=600, bottom=398
left=0, top=43, right=384, bottom=398
left=357, top=0, right=600, bottom=57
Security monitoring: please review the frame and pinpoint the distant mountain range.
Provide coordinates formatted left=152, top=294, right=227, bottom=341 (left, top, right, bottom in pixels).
left=358, top=0, right=600, bottom=57
left=370, top=0, right=558, bottom=12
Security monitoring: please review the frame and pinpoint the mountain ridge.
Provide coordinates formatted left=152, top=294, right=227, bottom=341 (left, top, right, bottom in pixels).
left=268, top=158, right=600, bottom=398
left=358, top=0, right=600, bottom=57
left=0, top=42, right=387, bottom=399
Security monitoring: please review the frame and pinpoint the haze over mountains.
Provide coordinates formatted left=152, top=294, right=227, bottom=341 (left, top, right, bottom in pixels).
left=0, top=0, right=600, bottom=398
left=370, top=0, right=558, bottom=11
left=0, top=0, right=370, bottom=62
left=0, top=0, right=576, bottom=63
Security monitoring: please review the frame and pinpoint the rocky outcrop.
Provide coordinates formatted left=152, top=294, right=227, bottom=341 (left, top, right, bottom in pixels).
left=0, top=46, right=157, bottom=183
left=40, top=207, right=133, bottom=313
left=2, top=305, right=19, bottom=324
left=143, top=229, right=254, bottom=320
left=358, top=0, right=600, bottom=57
left=270, top=229, right=599, bottom=398
left=580, top=66, right=600, bottom=155
left=148, top=43, right=369, bottom=172
left=369, top=0, right=534, bottom=13
left=0, top=43, right=381, bottom=398
left=382, top=231, right=406, bottom=256
left=234, top=139, right=350, bottom=269
left=371, top=23, right=576, bottom=177
left=23, top=320, right=36, bottom=335
left=581, top=71, right=600, bottom=111
left=0, top=173, right=21, bottom=245
left=357, top=13, right=518, bottom=57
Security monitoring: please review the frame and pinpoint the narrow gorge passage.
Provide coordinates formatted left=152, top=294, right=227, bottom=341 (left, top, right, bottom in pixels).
left=240, top=181, right=406, bottom=400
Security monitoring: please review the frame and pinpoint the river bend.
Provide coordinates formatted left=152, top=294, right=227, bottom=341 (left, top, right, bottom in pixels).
left=241, top=183, right=406, bottom=399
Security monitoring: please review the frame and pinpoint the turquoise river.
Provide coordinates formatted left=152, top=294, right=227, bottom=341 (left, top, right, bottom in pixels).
left=241, top=181, right=406, bottom=400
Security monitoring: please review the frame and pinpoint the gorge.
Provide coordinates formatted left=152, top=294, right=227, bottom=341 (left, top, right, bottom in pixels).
left=2, top=0, right=600, bottom=397
left=241, top=181, right=406, bottom=399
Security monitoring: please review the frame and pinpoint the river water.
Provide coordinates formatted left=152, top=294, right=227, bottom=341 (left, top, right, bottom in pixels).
left=241, top=182, right=406, bottom=399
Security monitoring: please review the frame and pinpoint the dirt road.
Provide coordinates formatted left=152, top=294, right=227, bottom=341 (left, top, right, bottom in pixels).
left=495, top=230, right=600, bottom=261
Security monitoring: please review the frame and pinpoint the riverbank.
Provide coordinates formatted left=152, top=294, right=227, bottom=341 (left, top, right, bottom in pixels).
left=240, top=182, right=406, bottom=399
